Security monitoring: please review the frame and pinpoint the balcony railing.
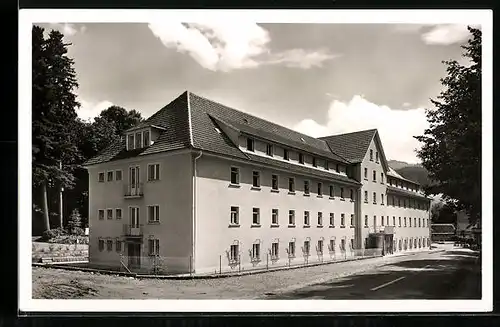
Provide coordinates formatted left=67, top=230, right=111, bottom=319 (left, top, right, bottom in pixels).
left=124, top=183, right=144, bottom=198
left=123, top=224, right=144, bottom=238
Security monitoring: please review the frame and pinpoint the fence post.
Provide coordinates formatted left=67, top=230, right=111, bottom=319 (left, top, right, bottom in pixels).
left=189, top=256, right=192, bottom=277
left=266, top=253, right=269, bottom=270
left=238, top=255, right=241, bottom=273
left=219, top=255, right=222, bottom=274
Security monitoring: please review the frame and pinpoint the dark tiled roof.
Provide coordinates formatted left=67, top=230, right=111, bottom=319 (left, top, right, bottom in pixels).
left=319, top=129, right=377, bottom=163
left=431, top=224, right=456, bottom=234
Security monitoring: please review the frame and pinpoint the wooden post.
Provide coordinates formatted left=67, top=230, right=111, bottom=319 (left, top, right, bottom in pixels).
left=219, top=255, right=222, bottom=274
left=266, top=253, right=269, bottom=270
left=189, top=256, right=192, bottom=277
left=238, top=255, right=241, bottom=272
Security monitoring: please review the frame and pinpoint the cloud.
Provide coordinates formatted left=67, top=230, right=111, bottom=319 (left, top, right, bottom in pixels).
left=394, top=24, right=480, bottom=45
left=77, top=98, right=114, bottom=122
left=147, top=22, right=337, bottom=71
left=48, top=23, right=86, bottom=36
left=292, top=95, right=429, bottom=164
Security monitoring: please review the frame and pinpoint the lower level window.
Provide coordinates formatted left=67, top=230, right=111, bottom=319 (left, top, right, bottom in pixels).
left=288, top=242, right=295, bottom=257
left=317, top=240, right=324, bottom=255
left=252, top=243, right=260, bottom=261
left=148, top=239, right=160, bottom=256
left=106, top=240, right=113, bottom=251
left=98, top=239, right=104, bottom=251
left=116, top=240, right=122, bottom=252
left=329, top=239, right=335, bottom=252
left=230, top=244, right=239, bottom=262
left=303, top=241, right=310, bottom=256
left=271, top=242, right=279, bottom=259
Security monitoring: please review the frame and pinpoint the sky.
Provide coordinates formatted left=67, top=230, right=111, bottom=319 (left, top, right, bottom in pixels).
left=38, top=22, right=476, bottom=164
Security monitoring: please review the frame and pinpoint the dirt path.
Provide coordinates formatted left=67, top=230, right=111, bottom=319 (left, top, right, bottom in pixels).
left=32, top=249, right=444, bottom=299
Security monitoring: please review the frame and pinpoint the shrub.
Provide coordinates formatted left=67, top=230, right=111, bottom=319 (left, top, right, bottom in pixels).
left=72, top=227, right=85, bottom=236
left=41, top=227, right=68, bottom=241
left=67, top=209, right=83, bottom=235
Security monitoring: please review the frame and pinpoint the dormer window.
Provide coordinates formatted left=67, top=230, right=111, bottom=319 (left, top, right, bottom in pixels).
left=299, top=153, right=304, bottom=164
left=369, top=149, right=373, bottom=161
left=312, top=158, right=317, bottom=167
left=283, top=149, right=289, bottom=161
left=266, top=144, right=273, bottom=157
left=126, top=128, right=153, bottom=151
left=247, top=138, right=254, bottom=152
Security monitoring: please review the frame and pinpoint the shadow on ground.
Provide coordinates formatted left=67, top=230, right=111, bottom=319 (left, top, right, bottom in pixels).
left=264, top=253, right=481, bottom=300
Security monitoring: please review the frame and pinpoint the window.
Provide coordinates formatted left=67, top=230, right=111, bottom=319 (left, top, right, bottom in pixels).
left=373, top=215, right=377, bottom=228
left=127, top=134, right=135, bottom=150
left=98, top=172, right=105, bottom=182
left=364, top=215, right=368, bottom=227
left=375, top=151, right=379, bottom=162
left=317, top=182, right=323, bottom=196
left=252, top=244, right=260, bottom=261
left=252, top=171, right=260, bottom=188
left=419, top=218, right=421, bottom=227
left=409, top=218, right=412, bottom=227
left=404, top=217, right=407, bottom=227
left=288, top=178, right=295, bottom=193
left=107, top=171, right=113, bottom=182
left=283, top=149, right=289, bottom=160
left=341, top=239, right=346, bottom=251
left=399, top=217, right=402, bottom=227
left=350, top=214, right=354, bottom=227
left=252, top=208, right=260, bottom=225
left=148, top=164, right=160, bottom=181
left=329, top=185, right=334, bottom=198
left=404, top=199, right=407, bottom=208
left=414, top=217, right=417, bottom=227
left=341, top=213, right=345, bottom=227
left=135, top=132, right=142, bottom=149
left=312, top=157, right=317, bottom=167
left=107, top=240, right=113, bottom=252
left=381, top=172, right=384, bottom=184
left=373, top=192, right=377, bottom=204
left=393, top=216, right=396, bottom=226
left=304, top=211, right=310, bottom=226
left=329, top=213, right=335, bottom=227
left=398, top=198, right=401, bottom=207
left=325, top=161, right=330, bottom=171
left=288, top=210, right=295, bottom=225
left=329, top=239, right=335, bottom=252
left=107, top=209, right=113, bottom=220
left=364, top=191, right=368, bottom=203
left=381, top=216, right=385, bottom=226
left=299, top=153, right=304, bottom=164
left=271, top=174, right=279, bottom=191
left=317, top=212, right=323, bottom=226
left=247, top=138, right=254, bottom=151
left=304, top=181, right=310, bottom=195
left=336, top=164, right=340, bottom=173
left=116, top=208, right=122, bottom=220
left=115, top=170, right=122, bottom=181
left=272, top=209, right=279, bottom=225
left=98, top=239, right=104, bottom=251
left=143, top=130, right=150, bottom=147
left=317, top=240, right=324, bottom=255
left=266, top=144, right=273, bottom=156
left=230, top=206, right=239, bottom=225
left=230, top=167, right=239, bottom=185
left=381, top=194, right=384, bottom=205
left=303, top=241, right=310, bottom=256
left=350, top=189, right=354, bottom=201
left=373, top=170, right=376, bottom=182
left=116, top=240, right=122, bottom=252
left=147, top=239, right=159, bottom=256
left=229, top=244, right=239, bottom=262
left=98, top=209, right=105, bottom=220
left=386, top=217, right=390, bottom=227
left=340, top=187, right=344, bottom=199
left=271, top=242, right=279, bottom=259
left=364, top=167, right=368, bottom=179
left=288, top=242, right=295, bottom=257
left=370, top=149, right=373, bottom=161
left=350, top=239, right=354, bottom=250
left=148, top=205, right=160, bottom=223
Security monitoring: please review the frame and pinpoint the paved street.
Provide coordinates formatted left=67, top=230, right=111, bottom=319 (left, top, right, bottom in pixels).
left=263, top=248, right=481, bottom=299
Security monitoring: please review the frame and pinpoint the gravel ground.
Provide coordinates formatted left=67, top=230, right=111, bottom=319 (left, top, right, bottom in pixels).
left=32, top=249, right=444, bottom=299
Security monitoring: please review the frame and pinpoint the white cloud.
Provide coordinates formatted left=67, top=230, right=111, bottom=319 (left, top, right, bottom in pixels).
left=147, top=22, right=337, bottom=71
left=394, top=23, right=481, bottom=46
left=48, top=23, right=86, bottom=36
left=77, top=98, right=114, bottom=122
left=293, top=95, right=429, bottom=163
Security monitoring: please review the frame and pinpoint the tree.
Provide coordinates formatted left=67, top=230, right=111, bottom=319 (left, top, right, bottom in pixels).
left=67, top=209, right=83, bottom=235
left=32, top=25, right=81, bottom=232
left=415, top=26, right=481, bottom=226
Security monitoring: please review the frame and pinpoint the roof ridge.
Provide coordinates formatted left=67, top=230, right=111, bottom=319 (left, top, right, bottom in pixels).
left=319, top=128, right=378, bottom=139
left=188, top=91, right=332, bottom=146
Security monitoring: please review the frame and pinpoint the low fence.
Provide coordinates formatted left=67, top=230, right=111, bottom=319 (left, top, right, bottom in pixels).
left=82, top=248, right=384, bottom=277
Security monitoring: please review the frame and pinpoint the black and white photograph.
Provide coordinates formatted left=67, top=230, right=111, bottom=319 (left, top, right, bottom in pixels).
left=20, top=9, right=492, bottom=313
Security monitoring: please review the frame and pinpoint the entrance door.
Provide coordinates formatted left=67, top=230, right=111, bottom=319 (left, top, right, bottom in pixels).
left=129, top=166, right=140, bottom=196
left=128, top=243, right=141, bottom=269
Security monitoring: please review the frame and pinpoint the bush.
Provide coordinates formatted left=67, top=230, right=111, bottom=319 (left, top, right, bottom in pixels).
left=67, top=209, right=83, bottom=235
left=47, top=235, right=89, bottom=245
left=41, top=227, right=68, bottom=241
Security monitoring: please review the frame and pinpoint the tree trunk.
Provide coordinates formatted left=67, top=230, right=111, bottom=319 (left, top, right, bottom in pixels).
left=59, top=160, right=63, bottom=229
left=41, top=182, right=50, bottom=232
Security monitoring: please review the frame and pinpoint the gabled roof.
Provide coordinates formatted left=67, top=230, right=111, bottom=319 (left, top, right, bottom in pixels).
left=319, top=129, right=390, bottom=171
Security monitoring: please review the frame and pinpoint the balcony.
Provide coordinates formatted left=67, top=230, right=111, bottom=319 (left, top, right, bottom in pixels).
left=124, top=183, right=144, bottom=198
left=123, top=224, right=144, bottom=239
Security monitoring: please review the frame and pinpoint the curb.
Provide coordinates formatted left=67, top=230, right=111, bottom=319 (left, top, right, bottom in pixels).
left=32, top=263, right=138, bottom=277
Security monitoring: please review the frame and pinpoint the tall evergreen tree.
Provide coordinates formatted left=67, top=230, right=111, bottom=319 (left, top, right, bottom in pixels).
left=415, top=27, right=481, bottom=225
left=32, top=26, right=81, bottom=231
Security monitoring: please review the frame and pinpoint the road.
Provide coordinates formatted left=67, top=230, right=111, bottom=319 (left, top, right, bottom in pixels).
left=263, top=248, right=481, bottom=299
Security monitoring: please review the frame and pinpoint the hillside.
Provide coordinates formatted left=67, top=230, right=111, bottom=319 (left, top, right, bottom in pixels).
left=387, top=160, right=431, bottom=187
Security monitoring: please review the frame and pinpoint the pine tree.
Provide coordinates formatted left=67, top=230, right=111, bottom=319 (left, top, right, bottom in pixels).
left=415, top=27, right=481, bottom=225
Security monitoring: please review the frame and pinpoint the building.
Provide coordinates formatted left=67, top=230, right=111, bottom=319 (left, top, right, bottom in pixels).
left=84, top=91, right=432, bottom=274
left=430, top=223, right=456, bottom=242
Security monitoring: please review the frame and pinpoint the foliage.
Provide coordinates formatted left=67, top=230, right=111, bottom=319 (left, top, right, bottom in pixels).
left=430, top=201, right=457, bottom=224
left=67, top=209, right=83, bottom=234
left=41, top=227, right=68, bottom=241
left=47, top=235, right=89, bottom=245
left=415, top=26, right=481, bottom=225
